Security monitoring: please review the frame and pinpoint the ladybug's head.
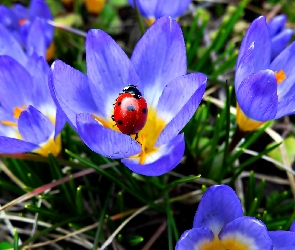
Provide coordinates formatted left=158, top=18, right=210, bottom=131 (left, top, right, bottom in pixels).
left=122, top=84, right=142, bottom=99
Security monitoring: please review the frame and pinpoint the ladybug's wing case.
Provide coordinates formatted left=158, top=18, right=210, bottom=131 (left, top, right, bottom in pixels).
left=132, top=97, right=148, bottom=134
left=113, top=94, right=140, bottom=135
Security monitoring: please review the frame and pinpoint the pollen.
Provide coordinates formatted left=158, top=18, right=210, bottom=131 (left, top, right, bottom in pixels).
left=274, top=70, right=286, bottom=84
left=13, top=105, right=27, bottom=119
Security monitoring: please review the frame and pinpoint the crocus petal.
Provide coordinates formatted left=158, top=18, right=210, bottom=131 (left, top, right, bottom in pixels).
left=131, top=16, right=187, bottom=109
left=29, top=0, right=53, bottom=46
left=236, top=70, right=278, bottom=122
left=176, top=228, right=214, bottom=250
left=267, top=14, right=287, bottom=37
left=269, top=231, right=295, bottom=250
left=235, top=42, right=254, bottom=90
left=0, top=108, right=17, bottom=137
left=0, top=136, right=38, bottom=154
left=237, top=16, right=271, bottom=73
left=193, top=185, right=243, bottom=236
left=29, top=0, right=53, bottom=21
left=128, top=0, right=157, bottom=18
left=271, top=29, right=294, bottom=60
left=54, top=108, right=66, bottom=139
left=276, top=95, right=295, bottom=119
left=12, top=4, right=31, bottom=45
left=219, top=217, right=272, bottom=250
left=18, top=106, right=54, bottom=145
left=50, top=60, right=100, bottom=128
left=290, top=221, right=295, bottom=232
left=76, top=113, right=141, bottom=159
left=156, top=73, right=206, bottom=146
left=121, top=133, right=185, bottom=176
left=0, top=24, right=27, bottom=66
left=26, top=18, right=46, bottom=58
left=0, top=6, right=18, bottom=29
left=86, top=29, right=140, bottom=120
left=156, top=73, right=206, bottom=125
left=12, top=4, right=31, bottom=20
left=155, top=0, right=191, bottom=18
left=26, top=54, right=55, bottom=117
left=0, top=56, right=34, bottom=111
left=270, top=42, right=295, bottom=100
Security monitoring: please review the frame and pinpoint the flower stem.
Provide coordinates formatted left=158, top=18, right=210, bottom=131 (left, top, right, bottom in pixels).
left=229, top=127, right=248, bottom=153
left=133, top=0, right=145, bottom=35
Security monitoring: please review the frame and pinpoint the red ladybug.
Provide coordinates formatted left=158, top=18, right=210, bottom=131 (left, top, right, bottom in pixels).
left=112, top=85, right=148, bottom=138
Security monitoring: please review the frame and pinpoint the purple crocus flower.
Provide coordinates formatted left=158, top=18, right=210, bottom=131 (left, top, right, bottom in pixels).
left=176, top=185, right=295, bottom=249
left=235, top=16, right=295, bottom=132
left=0, top=0, right=53, bottom=49
left=128, top=0, right=191, bottom=25
left=267, top=14, right=293, bottom=61
left=0, top=22, right=64, bottom=157
left=50, top=16, right=206, bottom=176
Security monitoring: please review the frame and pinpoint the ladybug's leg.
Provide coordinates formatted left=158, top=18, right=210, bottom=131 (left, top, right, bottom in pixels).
left=111, top=115, right=117, bottom=127
left=135, top=133, right=138, bottom=140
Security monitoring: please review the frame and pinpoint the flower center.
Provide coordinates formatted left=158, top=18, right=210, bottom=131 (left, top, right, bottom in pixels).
left=1, top=105, right=27, bottom=127
left=145, top=17, right=156, bottom=27
left=274, top=70, right=286, bottom=84
left=34, top=134, right=62, bottom=157
left=199, top=236, right=249, bottom=250
left=93, top=106, right=166, bottom=165
left=236, top=103, right=265, bottom=132
left=130, top=107, right=166, bottom=164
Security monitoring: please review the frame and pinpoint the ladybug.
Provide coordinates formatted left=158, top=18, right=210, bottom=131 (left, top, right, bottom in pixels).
left=112, top=85, right=148, bottom=139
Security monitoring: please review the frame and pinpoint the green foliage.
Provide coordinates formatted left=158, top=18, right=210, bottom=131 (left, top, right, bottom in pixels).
left=1, top=0, right=294, bottom=248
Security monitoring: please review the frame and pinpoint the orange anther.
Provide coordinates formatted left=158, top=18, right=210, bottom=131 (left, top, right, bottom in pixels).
left=13, top=105, right=26, bottom=119
left=1, top=121, right=17, bottom=127
left=275, top=70, right=286, bottom=84
left=19, top=19, right=27, bottom=25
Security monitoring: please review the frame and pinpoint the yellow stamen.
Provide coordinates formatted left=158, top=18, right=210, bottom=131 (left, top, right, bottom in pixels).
left=236, top=103, right=265, bottom=132
left=14, top=105, right=26, bottom=119
left=1, top=121, right=17, bottom=127
left=274, top=70, right=286, bottom=84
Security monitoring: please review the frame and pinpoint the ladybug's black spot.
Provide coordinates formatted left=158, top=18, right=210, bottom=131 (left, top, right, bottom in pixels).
left=142, top=108, right=147, bottom=114
left=117, top=120, right=123, bottom=125
left=127, top=105, right=135, bottom=111
left=117, top=102, right=121, bottom=106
